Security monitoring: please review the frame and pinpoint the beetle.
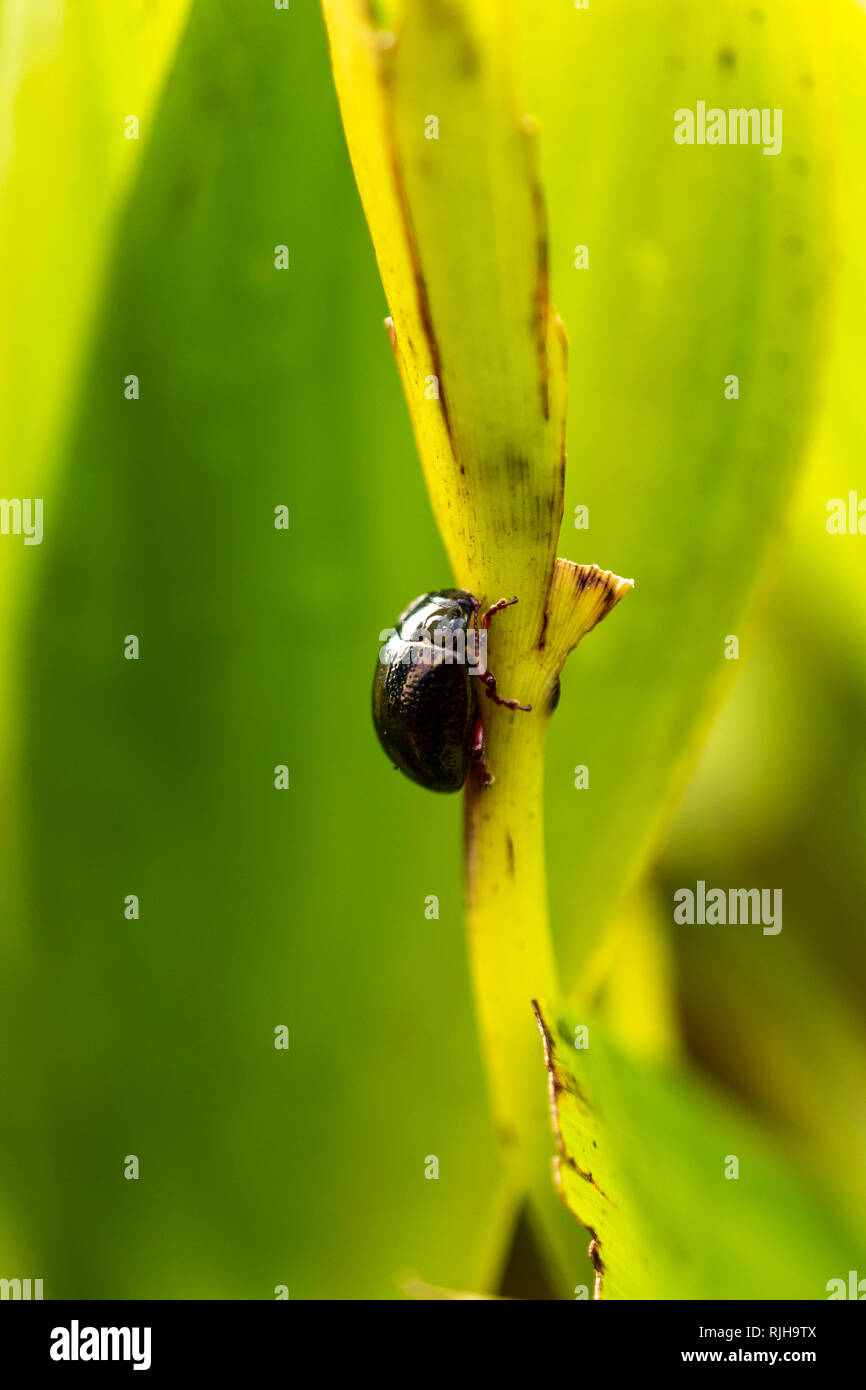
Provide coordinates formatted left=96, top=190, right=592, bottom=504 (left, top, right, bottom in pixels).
left=372, top=589, right=531, bottom=791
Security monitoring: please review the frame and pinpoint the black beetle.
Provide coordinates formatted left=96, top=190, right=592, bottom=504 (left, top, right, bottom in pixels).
left=372, top=589, right=531, bottom=791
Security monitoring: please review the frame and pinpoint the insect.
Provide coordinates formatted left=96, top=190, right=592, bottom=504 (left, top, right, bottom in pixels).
left=372, top=589, right=531, bottom=791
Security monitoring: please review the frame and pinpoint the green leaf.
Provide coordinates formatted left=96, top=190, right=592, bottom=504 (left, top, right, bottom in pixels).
left=512, top=0, right=838, bottom=982
left=0, top=0, right=193, bottom=802
left=784, top=0, right=866, bottom=666
left=0, top=0, right=508, bottom=1300
left=533, top=1002, right=864, bottom=1299
left=0, top=0, right=193, bottom=487
left=321, top=0, right=569, bottom=616
left=320, top=3, right=631, bottom=1243
left=320, top=11, right=644, bottom=1308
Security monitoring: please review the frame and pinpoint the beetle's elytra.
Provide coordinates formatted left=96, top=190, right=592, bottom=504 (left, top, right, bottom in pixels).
left=372, top=589, right=531, bottom=792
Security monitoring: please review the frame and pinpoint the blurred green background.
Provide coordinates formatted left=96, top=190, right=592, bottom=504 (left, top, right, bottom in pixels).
left=0, top=0, right=863, bottom=1298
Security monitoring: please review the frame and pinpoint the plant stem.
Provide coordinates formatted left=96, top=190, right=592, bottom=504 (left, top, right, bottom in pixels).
left=464, top=659, right=558, bottom=1172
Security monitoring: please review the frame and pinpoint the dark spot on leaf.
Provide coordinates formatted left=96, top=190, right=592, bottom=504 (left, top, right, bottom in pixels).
left=588, top=1233, right=605, bottom=1297
left=428, top=0, right=480, bottom=79
left=717, top=47, right=736, bottom=71
left=504, top=449, right=530, bottom=483
left=496, top=1122, right=519, bottom=1150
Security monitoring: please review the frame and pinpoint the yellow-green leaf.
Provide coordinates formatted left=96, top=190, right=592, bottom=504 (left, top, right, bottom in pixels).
left=534, top=1002, right=863, bottom=1299
left=514, top=0, right=838, bottom=983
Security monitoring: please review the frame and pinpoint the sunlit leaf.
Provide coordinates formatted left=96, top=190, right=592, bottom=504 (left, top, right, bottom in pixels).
left=513, top=0, right=838, bottom=982
left=0, top=0, right=508, bottom=1300
left=533, top=1002, right=863, bottom=1299
left=0, top=0, right=193, bottom=794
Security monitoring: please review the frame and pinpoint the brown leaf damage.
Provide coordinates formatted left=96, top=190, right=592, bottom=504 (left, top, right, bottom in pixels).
left=532, top=999, right=611, bottom=1299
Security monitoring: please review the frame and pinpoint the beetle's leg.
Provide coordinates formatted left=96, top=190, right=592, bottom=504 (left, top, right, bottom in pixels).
left=470, top=711, right=494, bottom=788
left=480, top=595, right=519, bottom=630
left=476, top=669, right=531, bottom=712
left=473, top=595, right=531, bottom=710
